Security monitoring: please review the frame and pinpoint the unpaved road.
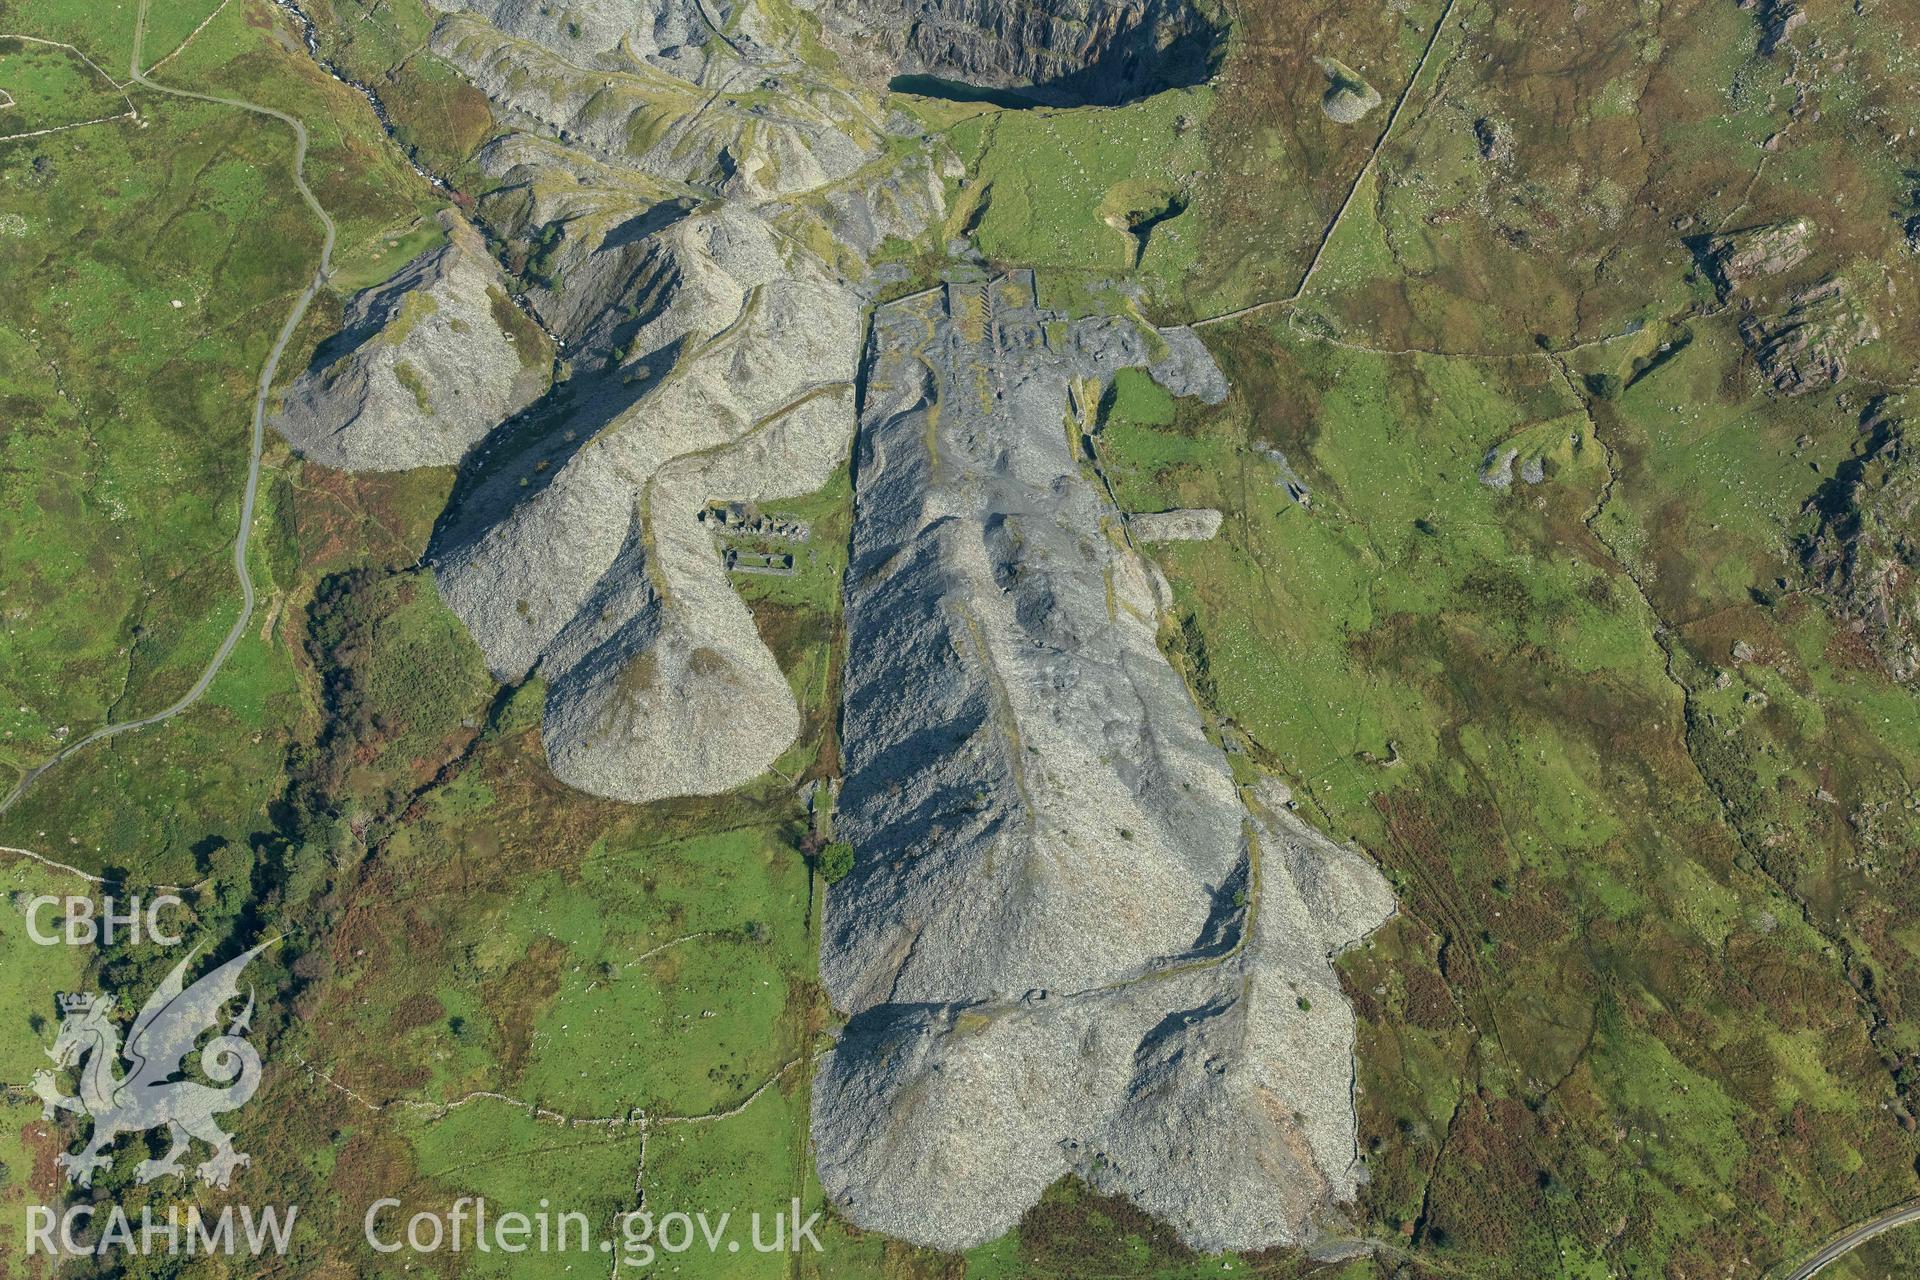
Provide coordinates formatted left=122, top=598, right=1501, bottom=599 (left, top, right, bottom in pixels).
left=0, top=0, right=335, bottom=817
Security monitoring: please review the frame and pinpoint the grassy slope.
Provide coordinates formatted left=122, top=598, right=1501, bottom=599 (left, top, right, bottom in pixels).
left=1075, top=0, right=1920, bottom=1259
left=0, top=0, right=439, bottom=863
left=1090, top=305, right=1919, bottom=1275
left=0, top=862, right=88, bottom=1280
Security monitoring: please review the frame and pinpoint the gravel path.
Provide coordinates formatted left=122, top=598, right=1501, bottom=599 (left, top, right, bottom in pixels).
left=0, top=0, right=337, bottom=817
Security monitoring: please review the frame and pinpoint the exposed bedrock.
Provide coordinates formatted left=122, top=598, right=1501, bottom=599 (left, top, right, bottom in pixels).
left=1741, top=277, right=1879, bottom=397
left=815, top=273, right=1395, bottom=1251
left=270, top=212, right=553, bottom=471
left=1803, top=398, right=1919, bottom=683
left=1697, top=218, right=1814, bottom=299
left=811, top=0, right=1223, bottom=106
left=1684, top=222, right=1877, bottom=397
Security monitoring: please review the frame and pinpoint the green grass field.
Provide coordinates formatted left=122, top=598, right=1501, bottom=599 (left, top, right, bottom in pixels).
left=942, top=87, right=1210, bottom=306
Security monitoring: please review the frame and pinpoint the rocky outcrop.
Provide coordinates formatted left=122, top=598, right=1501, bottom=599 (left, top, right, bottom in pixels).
left=1738, top=0, right=1807, bottom=56
left=814, top=272, right=1394, bottom=1251
left=1699, top=219, right=1813, bottom=299
left=1740, top=277, right=1878, bottom=396
left=1804, top=399, right=1919, bottom=682
left=1473, top=116, right=1513, bottom=163
left=271, top=213, right=552, bottom=471
left=810, top=0, right=1222, bottom=106
left=1694, top=223, right=1875, bottom=397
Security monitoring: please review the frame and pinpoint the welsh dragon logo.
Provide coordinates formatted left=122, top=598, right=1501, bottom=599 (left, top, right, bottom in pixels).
left=30, top=940, right=275, bottom=1190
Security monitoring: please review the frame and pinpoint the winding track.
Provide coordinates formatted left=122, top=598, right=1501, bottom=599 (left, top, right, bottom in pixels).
left=0, top=0, right=336, bottom=817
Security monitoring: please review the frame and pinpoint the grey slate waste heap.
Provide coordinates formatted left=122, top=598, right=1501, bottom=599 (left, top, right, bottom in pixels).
left=271, top=210, right=553, bottom=472
left=812, top=271, right=1396, bottom=1253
